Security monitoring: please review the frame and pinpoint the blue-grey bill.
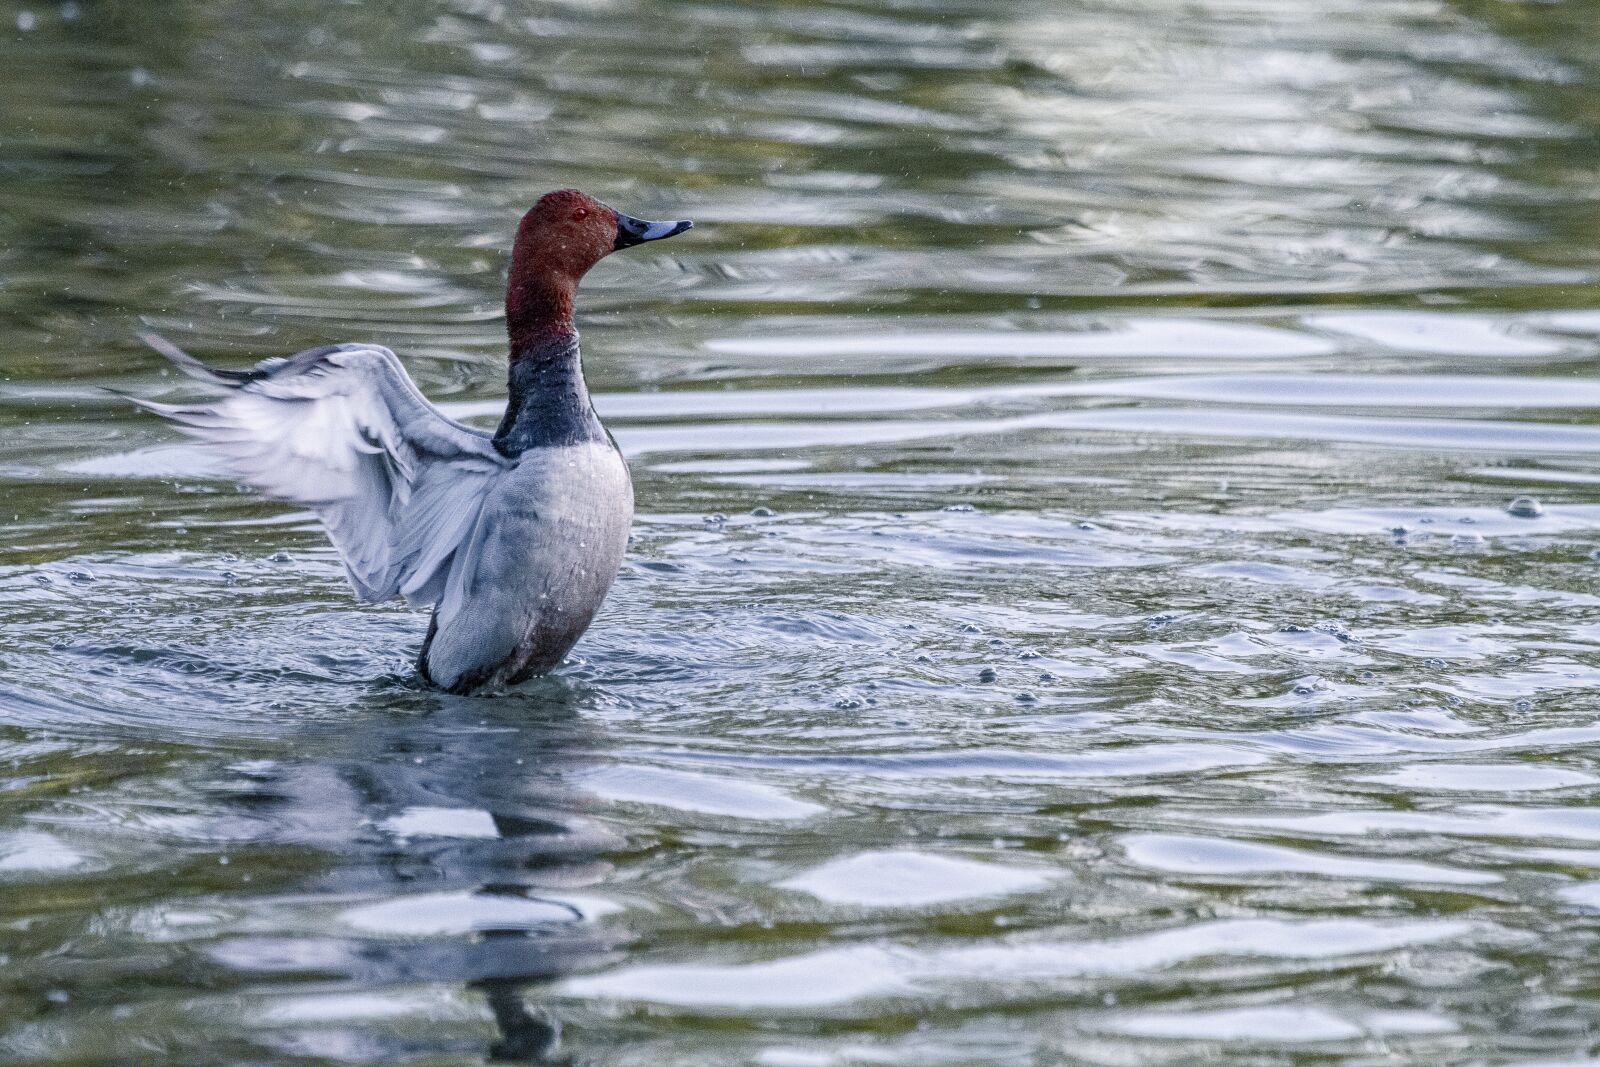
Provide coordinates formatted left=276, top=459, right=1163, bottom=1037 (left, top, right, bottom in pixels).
left=613, top=211, right=693, bottom=249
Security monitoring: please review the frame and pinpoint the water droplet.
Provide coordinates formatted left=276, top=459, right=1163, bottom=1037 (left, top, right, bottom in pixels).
left=1506, top=495, right=1544, bottom=518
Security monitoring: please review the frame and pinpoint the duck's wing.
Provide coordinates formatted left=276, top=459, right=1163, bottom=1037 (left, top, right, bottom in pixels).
left=134, top=333, right=512, bottom=608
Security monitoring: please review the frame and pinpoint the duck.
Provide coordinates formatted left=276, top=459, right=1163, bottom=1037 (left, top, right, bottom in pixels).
left=134, top=189, right=692, bottom=694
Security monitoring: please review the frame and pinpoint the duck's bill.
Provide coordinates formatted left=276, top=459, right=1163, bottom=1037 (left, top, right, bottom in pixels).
left=613, top=211, right=693, bottom=250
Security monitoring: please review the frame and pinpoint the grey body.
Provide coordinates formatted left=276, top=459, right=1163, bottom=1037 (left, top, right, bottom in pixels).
left=418, top=441, right=631, bottom=692
left=134, top=333, right=633, bottom=694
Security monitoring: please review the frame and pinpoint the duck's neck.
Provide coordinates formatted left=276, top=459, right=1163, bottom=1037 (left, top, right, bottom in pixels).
left=492, top=330, right=606, bottom=456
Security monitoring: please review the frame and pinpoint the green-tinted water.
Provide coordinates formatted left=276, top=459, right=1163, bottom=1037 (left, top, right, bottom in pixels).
left=5, top=0, right=1600, bottom=1062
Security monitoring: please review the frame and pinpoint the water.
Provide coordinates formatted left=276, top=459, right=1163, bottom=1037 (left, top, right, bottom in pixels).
left=3, top=0, right=1600, bottom=1061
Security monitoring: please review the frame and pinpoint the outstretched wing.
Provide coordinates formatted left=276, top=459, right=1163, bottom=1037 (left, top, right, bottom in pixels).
left=133, top=333, right=511, bottom=608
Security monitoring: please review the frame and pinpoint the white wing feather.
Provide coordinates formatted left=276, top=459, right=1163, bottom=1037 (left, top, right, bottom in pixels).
left=135, top=338, right=511, bottom=607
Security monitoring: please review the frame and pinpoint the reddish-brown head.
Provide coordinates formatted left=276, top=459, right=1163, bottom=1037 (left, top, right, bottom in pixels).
left=506, top=189, right=692, bottom=353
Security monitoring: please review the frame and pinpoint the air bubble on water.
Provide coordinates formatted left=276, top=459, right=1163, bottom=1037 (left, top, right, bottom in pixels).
left=269, top=551, right=292, bottom=562
left=1311, top=620, right=1353, bottom=641
left=703, top=513, right=727, bottom=524
left=1423, top=657, right=1447, bottom=669
left=1418, top=516, right=1435, bottom=524
left=1076, top=521, right=1098, bottom=532
left=1451, top=532, right=1485, bottom=547
left=1038, top=671, right=1057, bottom=682
left=1358, top=670, right=1376, bottom=681
left=833, top=697, right=863, bottom=710
left=66, top=570, right=94, bottom=584
left=1018, top=648, right=1040, bottom=660
left=914, top=653, right=932, bottom=663
left=943, top=504, right=976, bottom=513
left=1458, top=515, right=1476, bottom=524
left=1015, top=692, right=1037, bottom=704
left=1506, top=496, right=1544, bottom=518
left=1514, top=699, right=1534, bottom=713
left=221, top=571, right=238, bottom=586
left=750, top=506, right=775, bottom=517
left=957, top=622, right=983, bottom=634
left=33, top=573, right=52, bottom=585
left=977, top=667, right=997, bottom=683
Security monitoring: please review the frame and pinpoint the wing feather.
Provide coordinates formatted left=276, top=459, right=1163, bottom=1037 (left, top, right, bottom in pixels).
left=134, top=334, right=511, bottom=607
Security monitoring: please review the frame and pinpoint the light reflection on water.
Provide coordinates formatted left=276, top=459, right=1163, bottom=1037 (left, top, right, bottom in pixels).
left=4, top=0, right=1600, bottom=1062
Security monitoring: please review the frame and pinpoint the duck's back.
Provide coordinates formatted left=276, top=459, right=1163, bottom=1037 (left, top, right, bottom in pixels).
left=420, top=439, right=632, bottom=693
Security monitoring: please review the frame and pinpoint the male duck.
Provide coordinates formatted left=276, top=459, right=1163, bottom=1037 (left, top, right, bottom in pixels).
left=137, top=190, right=691, bottom=694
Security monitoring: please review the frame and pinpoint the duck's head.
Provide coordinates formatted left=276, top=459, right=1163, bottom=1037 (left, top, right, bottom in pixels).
left=513, top=189, right=691, bottom=283
left=507, top=189, right=692, bottom=350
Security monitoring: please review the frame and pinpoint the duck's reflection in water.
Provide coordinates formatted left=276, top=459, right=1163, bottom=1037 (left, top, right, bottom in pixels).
left=210, top=679, right=619, bottom=1064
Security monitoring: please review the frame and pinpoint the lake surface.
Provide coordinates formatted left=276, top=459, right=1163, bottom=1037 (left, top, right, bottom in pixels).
left=4, top=0, right=1600, bottom=1062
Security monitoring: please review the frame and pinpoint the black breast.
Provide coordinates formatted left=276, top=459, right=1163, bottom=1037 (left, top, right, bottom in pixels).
left=492, top=334, right=608, bottom=457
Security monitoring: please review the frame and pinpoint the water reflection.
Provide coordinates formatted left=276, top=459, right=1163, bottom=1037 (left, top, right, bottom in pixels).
left=0, top=677, right=613, bottom=1062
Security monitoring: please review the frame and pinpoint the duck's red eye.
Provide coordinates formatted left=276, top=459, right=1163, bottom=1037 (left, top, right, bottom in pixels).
left=573, top=207, right=588, bottom=221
